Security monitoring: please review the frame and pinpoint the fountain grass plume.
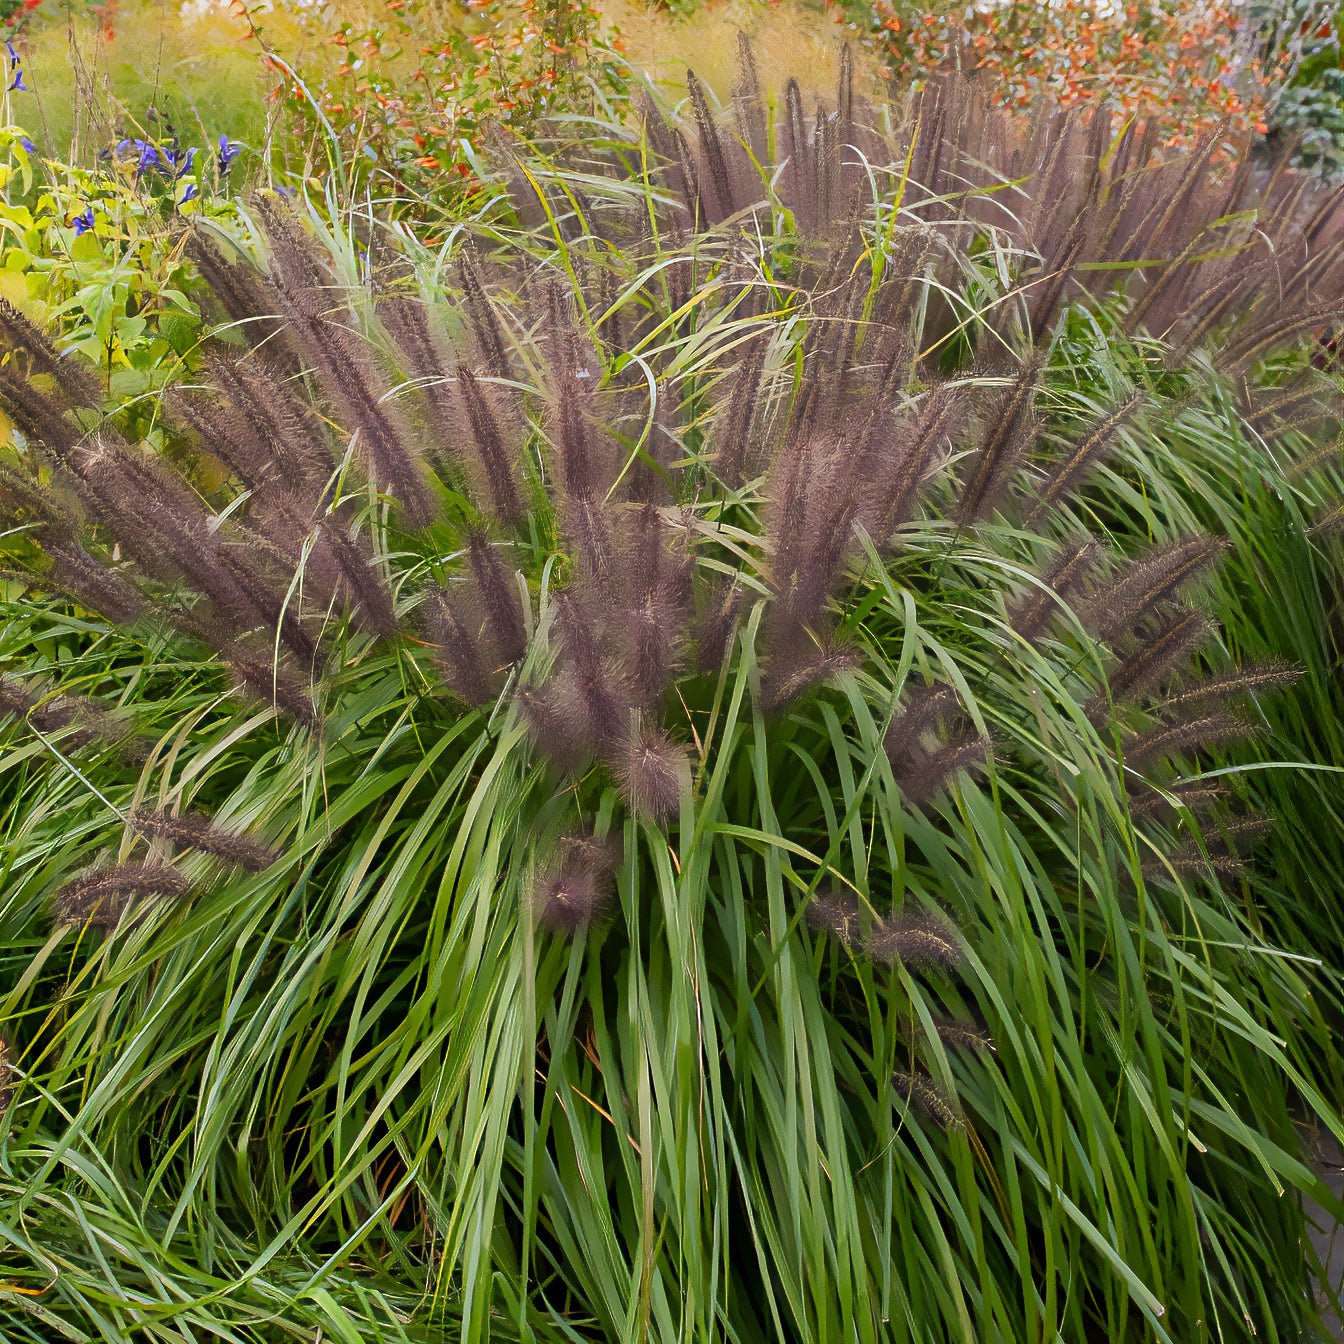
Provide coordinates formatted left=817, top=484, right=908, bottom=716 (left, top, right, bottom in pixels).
left=53, top=864, right=191, bottom=932
left=128, top=811, right=278, bottom=873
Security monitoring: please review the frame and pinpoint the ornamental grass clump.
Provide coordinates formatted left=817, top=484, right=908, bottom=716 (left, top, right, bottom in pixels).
left=1, top=50, right=1343, bottom=1342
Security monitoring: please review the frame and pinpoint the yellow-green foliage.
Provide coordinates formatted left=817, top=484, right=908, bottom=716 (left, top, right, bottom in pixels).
left=18, top=0, right=271, bottom=162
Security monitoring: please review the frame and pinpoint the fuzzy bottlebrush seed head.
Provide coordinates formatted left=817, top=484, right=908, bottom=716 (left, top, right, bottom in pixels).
left=893, top=1071, right=960, bottom=1128
left=895, top=731, right=992, bottom=806
left=0, top=296, right=100, bottom=407
left=761, top=638, right=859, bottom=716
left=806, top=888, right=862, bottom=947
left=454, top=363, right=524, bottom=527
left=458, top=248, right=512, bottom=381
left=424, top=589, right=494, bottom=708
left=884, top=686, right=991, bottom=804
left=867, top=911, right=964, bottom=973
left=860, top=381, right=965, bottom=546
left=1128, top=779, right=1226, bottom=821
left=1155, top=664, right=1303, bottom=715
left=252, top=199, right=436, bottom=531
left=0, top=1036, right=11, bottom=1122
left=516, top=682, right=591, bottom=775
left=552, top=593, right=627, bottom=756
left=694, top=579, right=741, bottom=676
left=714, top=332, right=769, bottom=487
left=315, top=517, right=397, bottom=640
left=536, top=830, right=618, bottom=936
left=924, top=1014, right=994, bottom=1051
left=614, top=723, right=690, bottom=821
left=1141, top=842, right=1248, bottom=884
left=128, top=811, right=278, bottom=873
left=957, top=353, right=1045, bottom=524
left=1007, top=535, right=1100, bottom=644
left=0, top=675, right=142, bottom=757
left=1083, top=536, right=1227, bottom=641
left=1086, top=606, right=1214, bottom=721
left=52, top=864, right=191, bottom=932
left=40, top=539, right=148, bottom=627
left=1120, top=712, right=1253, bottom=771
left=182, top=228, right=301, bottom=375
left=1026, top=390, right=1145, bottom=522
left=0, top=364, right=85, bottom=461
left=467, top=533, right=528, bottom=667
left=216, top=643, right=322, bottom=732
left=884, top=683, right=958, bottom=764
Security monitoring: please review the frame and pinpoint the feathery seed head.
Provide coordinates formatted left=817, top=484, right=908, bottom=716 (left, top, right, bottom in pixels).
left=1157, top=663, right=1303, bottom=714
left=536, top=829, right=618, bottom=936
left=0, top=1036, right=11, bottom=1122
left=806, top=888, right=861, bottom=947
left=53, top=864, right=190, bottom=932
left=893, top=1071, right=960, bottom=1128
left=867, top=911, right=963, bottom=972
left=896, top=731, right=992, bottom=805
left=467, top=532, right=528, bottom=667
left=128, top=811, right=279, bottom=873
left=425, top=587, right=494, bottom=708
left=1084, top=536, right=1227, bottom=640
left=614, top=723, right=689, bottom=820
left=1027, top=389, right=1145, bottom=522
left=517, top=681, right=592, bottom=774
left=1008, top=535, right=1100, bottom=643
left=925, top=1014, right=994, bottom=1051
left=1121, top=711, right=1253, bottom=771
left=1088, top=606, right=1214, bottom=719
left=958, top=353, right=1045, bottom=524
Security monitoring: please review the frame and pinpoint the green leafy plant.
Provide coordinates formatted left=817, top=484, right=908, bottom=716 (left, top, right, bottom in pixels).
left=0, top=57, right=1342, bottom=1343
left=0, top=122, right=245, bottom=415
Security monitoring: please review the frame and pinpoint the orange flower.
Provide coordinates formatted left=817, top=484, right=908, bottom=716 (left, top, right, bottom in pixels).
left=413, top=155, right=439, bottom=168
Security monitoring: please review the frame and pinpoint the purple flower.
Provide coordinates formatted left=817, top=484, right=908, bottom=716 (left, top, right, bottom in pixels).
left=71, top=206, right=94, bottom=236
left=9, top=70, right=27, bottom=93
left=216, top=133, right=241, bottom=176
left=5, top=41, right=19, bottom=69
left=179, top=182, right=198, bottom=203
left=155, top=143, right=197, bottom=180
left=20, top=136, right=34, bottom=153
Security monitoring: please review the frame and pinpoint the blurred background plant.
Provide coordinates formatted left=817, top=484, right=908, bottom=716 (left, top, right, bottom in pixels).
left=844, top=0, right=1273, bottom=146
left=247, top=0, right=631, bottom=216
left=1258, top=0, right=1344, bottom=179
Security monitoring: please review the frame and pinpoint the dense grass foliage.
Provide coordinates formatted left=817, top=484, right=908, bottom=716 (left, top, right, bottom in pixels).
left=0, top=61, right=1343, bottom=1342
